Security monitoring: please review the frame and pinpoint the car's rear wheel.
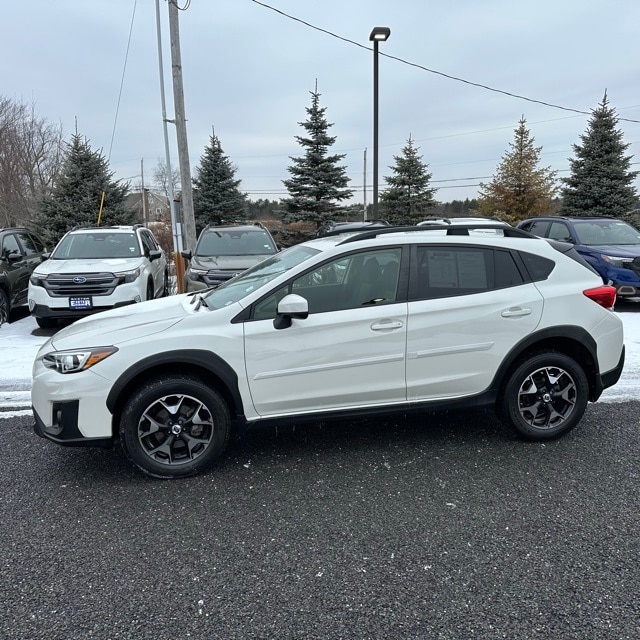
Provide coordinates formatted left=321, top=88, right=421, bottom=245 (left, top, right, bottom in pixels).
left=0, top=289, right=9, bottom=326
left=119, top=375, right=231, bottom=478
left=499, top=352, right=589, bottom=440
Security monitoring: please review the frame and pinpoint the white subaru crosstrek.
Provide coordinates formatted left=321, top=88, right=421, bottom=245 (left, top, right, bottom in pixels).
left=31, top=224, right=625, bottom=478
left=28, top=225, right=168, bottom=328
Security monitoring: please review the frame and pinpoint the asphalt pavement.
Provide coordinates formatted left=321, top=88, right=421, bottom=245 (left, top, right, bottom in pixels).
left=2, top=402, right=639, bottom=639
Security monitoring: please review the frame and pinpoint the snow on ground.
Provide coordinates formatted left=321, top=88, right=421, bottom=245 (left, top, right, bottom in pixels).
left=0, top=307, right=639, bottom=415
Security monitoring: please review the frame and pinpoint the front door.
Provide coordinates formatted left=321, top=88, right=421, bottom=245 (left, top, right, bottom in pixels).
left=244, top=247, right=408, bottom=417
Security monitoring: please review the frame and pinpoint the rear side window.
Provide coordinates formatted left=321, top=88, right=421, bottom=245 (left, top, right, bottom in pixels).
left=519, top=251, right=555, bottom=281
left=412, top=246, right=526, bottom=300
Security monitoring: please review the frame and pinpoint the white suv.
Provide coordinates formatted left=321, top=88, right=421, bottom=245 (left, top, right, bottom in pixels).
left=31, top=224, right=625, bottom=478
left=28, top=225, right=168, bottom=328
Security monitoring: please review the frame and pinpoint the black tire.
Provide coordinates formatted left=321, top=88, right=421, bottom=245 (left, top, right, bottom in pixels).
left=0, top=289, right=9, bottom=326
left=119, top=375, right=231, bottom=478
left=161, top=270, right=169, bottom=297
left=499, top=352, right=589, bottom=441
left=146, top=279, right=154, bottom=301
left=35, top=316, right=57, bottom=329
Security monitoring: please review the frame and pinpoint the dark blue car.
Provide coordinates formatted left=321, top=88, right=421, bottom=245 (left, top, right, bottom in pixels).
left=518, top=216, right=640, bottom=300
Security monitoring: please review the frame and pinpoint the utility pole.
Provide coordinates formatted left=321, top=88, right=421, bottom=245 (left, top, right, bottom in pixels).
left=140, top=158, right=148, bottom=224
left=363, top=148, right=367, bottom=221
left=167, top=0, right=197, bottom=252
left=154, top=0, right=181, bottom=254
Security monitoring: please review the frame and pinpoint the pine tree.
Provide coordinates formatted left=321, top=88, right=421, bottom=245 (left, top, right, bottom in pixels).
left=192, top=133, right=247, bottom=232
left=282, top=86, right=353, bottom=227
left=562, top=92, right=638, bottom=217
left=379, top=135, right=437, bottom=224
left=478, top=117, right=557, bottom=224
left=36, top=134, right=131, bottom=247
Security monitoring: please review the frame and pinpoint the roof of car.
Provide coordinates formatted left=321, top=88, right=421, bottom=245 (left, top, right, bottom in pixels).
left=67, top=225, right=144, bottom=233
left=520, top=216, right=626, bottom=223
left=201, top=223, right=269, bottom=233
left=417, top=216, right=509, bottom=226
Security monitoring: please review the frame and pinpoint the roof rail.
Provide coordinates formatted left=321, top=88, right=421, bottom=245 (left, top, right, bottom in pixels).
left=337, top=224, right=535, bottom=244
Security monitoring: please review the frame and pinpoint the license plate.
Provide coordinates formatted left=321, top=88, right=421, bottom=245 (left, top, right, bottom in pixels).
left=69, top=297, right=92, bottom=310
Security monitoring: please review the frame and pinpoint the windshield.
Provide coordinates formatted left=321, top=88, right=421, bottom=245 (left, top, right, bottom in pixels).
left=52, top=232, right=141, bottom=259
left=573, top=220, right=640, bottom=246
left=203, top=244, right=319, bottom=309
left=196, top=229, right=277, bottom=257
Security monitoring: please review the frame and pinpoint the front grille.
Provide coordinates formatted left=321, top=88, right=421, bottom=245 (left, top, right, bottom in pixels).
left=43, top=272, right=120, bottom=297
left=202, top=269, right=244, bottom=285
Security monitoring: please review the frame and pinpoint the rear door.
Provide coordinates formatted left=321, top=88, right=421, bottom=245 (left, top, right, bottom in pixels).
left=405, top=245, right=544, bottom=401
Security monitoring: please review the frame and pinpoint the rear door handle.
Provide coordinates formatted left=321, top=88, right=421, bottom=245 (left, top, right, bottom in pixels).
left=501, top=306, right=532, bottom=318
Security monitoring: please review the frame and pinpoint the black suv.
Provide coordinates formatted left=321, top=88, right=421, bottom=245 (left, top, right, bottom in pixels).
left=0, top=227, right=47, bottom=325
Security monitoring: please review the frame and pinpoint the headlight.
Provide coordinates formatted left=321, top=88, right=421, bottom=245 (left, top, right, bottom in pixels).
left=601, top=255, right=633, bottom=268
left=187, top=267, right=208, bottom=278
left=42, top=346, right=118, bottom=374
left=114, top=268, right=141, bottom=283
left=29, top=273, right=47, bottom=286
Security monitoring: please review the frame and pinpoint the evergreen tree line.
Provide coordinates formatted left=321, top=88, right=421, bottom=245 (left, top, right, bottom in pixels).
left=4, top=88, right=637, bottom=250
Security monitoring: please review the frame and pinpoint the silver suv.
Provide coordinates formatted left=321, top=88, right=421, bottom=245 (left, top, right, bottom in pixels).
left=181, top=223, right=278, bottom=292
left=28, top=225, right=168, bottom=328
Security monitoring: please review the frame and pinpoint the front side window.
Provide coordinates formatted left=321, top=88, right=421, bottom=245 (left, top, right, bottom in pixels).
left=252, top=248, right=402, bottom=320
left=2, top=234, right=21, bottom=258
left=547, top=222, right=573, bottom=243
left=203, top=244, right=319, bottom=310
left=15, top=232, right=38, bottom=256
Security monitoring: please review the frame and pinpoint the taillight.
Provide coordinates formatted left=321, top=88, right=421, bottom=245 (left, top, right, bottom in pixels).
left=583, top=285, right=617, bottom=309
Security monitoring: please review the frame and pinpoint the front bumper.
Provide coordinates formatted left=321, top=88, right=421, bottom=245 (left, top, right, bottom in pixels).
left=31, top=361, right=116, bottom=445
left=33, top=402, right=112, bottom=448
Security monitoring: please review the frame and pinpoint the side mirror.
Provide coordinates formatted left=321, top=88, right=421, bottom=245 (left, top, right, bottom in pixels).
left=149, top=249, right=162, bottom=262
left=6, top=251, right=22, bottom=263
left=41, top=252, right=51, bottom=261
left=180, top=250, right=192, bottom=261
left=273, top=294, right=309, bottom=330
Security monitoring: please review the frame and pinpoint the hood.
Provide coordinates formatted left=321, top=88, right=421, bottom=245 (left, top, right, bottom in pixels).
left=582, top=244, right=640, bottom=258
left=50, top=294, right=191, bottom=350
left=35, top=257, right=146, bottom=275
left=192, top=254, right=271, bottom=270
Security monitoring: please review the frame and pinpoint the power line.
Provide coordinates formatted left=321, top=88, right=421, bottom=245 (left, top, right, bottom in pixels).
left=250, top=0, right=640, bottom=124
left=108, top=0, right=138, bottom=161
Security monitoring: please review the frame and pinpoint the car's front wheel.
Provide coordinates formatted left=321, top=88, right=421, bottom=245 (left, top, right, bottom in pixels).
left=119, top=375, right=231, bottom=478
left=499, top=352, right=589, bottom=441
left=35, top=316, right=57, bottom=329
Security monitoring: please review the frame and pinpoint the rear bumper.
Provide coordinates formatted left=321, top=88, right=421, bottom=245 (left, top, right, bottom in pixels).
left=593, top=345, right=625, bottom=400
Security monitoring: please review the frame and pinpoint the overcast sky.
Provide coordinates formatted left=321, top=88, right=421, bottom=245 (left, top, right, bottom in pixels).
left=4, top=0, right=640, bottom=206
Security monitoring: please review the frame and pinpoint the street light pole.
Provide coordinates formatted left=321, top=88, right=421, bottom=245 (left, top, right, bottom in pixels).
left=369, top=26, right=390, bottom=218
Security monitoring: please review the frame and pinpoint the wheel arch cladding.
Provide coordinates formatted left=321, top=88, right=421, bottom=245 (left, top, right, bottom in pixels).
left=492, top=326, right=599, bottom=400
left=106, top=350, right=244, bottom=428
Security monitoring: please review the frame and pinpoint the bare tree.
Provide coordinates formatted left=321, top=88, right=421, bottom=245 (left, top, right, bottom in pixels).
left=152, top=158, right=181, bottom=201
left=0, top=97, right=64, bottom=228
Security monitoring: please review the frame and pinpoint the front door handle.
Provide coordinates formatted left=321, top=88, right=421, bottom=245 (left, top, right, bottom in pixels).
left=501, top=306, right=532, bottom=318
left=371, top=320, right=404, bottom=331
